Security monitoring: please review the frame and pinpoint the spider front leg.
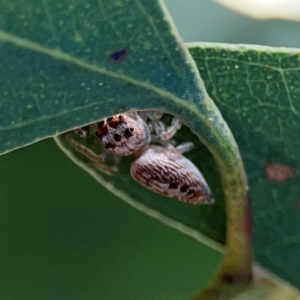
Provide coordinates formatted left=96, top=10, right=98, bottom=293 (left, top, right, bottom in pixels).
left=139, top=109, right=164, bottom=121
left=74, top=122, right=99, bottom=138
left=148, top=117, right=182, bottom=147
left=74, top=125, right=90, bottom=138
left=64, top=134, right=118, bottom=176
left=142, top=110, right=181, bottom=141
left=173, top=142, right=195, bottom=154
left=156, top=117, right=182, bottom=141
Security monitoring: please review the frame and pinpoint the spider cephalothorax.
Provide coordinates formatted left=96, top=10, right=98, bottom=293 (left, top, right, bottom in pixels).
left=95, top=114, right=150, bottom=156
left=65, top=110, right=214, bottom=205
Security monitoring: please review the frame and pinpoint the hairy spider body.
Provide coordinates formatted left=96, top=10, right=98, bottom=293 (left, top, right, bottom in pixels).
left=131, top=145, right=214, bottom=205
left=66, top=111, right=214, bottom=205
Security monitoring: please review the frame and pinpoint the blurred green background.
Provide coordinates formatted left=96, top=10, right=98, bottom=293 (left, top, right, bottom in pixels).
left=1, top=1, right=299, bottom=299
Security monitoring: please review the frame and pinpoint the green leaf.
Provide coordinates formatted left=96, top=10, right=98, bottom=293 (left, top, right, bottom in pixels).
left=56, top=42, right=300, bottom=294
left=2, top=2, right=251, bottom=298
left=0, top=0, right=204, bottom=154
left=0, top=0, right=236, bottom=278
left=188, top=43, right=300, bottom=292
left=4, top=0, right=300, bottom=295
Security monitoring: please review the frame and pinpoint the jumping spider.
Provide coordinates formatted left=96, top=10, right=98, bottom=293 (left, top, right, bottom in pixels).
left=64, top=110, right=214, bottom=205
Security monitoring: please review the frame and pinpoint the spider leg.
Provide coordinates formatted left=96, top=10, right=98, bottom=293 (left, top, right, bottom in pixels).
left=88, top=161, right=118, bottom=176
left=145, top=110, right=164, bottom=120
left=158, top=117, right=181, bottom=141
left=74, top=122, right=100, bottom=138
left=74, top=128, right=87, bottom=138
left=148, top=117, right=181, bottom=142
left=64, top=134, right=118, bottom=175
left=174, top=142, right=195, bottom=154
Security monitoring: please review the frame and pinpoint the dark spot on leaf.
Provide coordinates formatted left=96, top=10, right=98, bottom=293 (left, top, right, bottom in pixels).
left=264, top=66, right=273, bottom=74
left=222, top=274, right=234, bottom=284
left=109, top=48, right=128, bottom=63
left=264, top=162, right=297, bottom=183
left=169, top=183, right=177, bottom=189
left=222, top=273, right=252, bottom=285
left=114, top=133, right=122, bottom=142
left=180, top=186, right=188, bottom=193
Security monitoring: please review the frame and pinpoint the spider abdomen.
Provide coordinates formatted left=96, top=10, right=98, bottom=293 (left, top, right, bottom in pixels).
left=130, top=145, right=214, bottom=205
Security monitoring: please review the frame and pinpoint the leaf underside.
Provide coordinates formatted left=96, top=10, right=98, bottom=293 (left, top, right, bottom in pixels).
left=0, top=0, right=203, bottom=154
left=0, top=0, right=226, bottom=248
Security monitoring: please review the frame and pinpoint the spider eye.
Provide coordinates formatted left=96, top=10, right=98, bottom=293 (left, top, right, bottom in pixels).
left=114, top=134, right=122, bottom=142
left=180, top=186, right=188, bottom=193
left=124, top=127, right=134, bottom=139
left=104, top=142, right=116, bottom=149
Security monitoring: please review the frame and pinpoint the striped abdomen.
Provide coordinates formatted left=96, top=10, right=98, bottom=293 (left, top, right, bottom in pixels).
left=130, top=145, right=214, bottom=205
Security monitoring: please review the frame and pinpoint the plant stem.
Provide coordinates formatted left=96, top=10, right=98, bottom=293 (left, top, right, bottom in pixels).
left=188, top=93, right=252, bottom=299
